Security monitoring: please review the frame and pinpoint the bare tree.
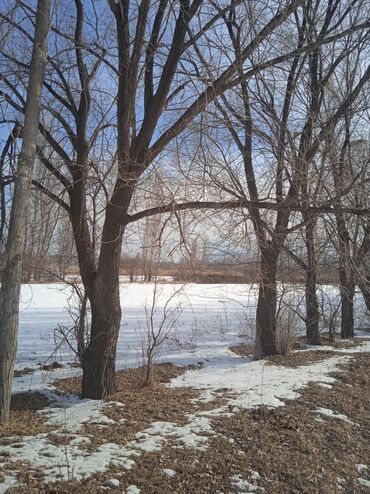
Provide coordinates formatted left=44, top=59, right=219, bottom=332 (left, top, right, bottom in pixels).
left=0, top=0, right=50, bottom=423
left=195, top=0, right=370, bottom=354
left=2, top=0, right=369, bottom=400
left=62, top=0, right=305, bottom=398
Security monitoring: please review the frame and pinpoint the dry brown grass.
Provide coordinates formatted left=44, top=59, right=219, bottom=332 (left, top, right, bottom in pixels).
left=0, top=392, right=52, bottom=441
left=54, top=363, right=228, bottom=450
left=229, top=343, right=254, bottom=357
left=230, top=342, right=340, bottom=367
left=13, top=368, right=35, bottom=378
left=5, top=355, right=370, bottom=493
left=265, top=349, right=339, bottom=368
left=298, top=333, right=366, bottom=349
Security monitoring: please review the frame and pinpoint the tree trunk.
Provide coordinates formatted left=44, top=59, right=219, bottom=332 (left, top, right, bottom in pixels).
left=255, top=245, right=279, bottom=358
left=340, top=281, right=355, bottom=339
left=80, top=199, right=128, bottom=399
left=0, top=0, right=50, bottom=424
left=359, top=278, right=370, bottom=313
left=304, top=215, right=321, bottom=344
left=336, top=220, right=355, bottom=339
left=76, top=292, right=88, bottom=358
left=81, top=278, right=121, bottom=398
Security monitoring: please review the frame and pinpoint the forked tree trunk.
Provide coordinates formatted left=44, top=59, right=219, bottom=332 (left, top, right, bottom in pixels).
left=255, top=246, right=279, bottom=357
left=80, top=202, right=128, bottom=399
left=0, top=0, right=50, bottom=424
left=304, top=215, right=321, bottom=345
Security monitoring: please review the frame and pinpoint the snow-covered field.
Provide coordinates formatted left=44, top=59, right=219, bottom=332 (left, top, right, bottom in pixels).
left=15, top=282, right=260, bottom=392
left=15, top=281, right=368, bottom=391
left=2, top=282, right=370, bottom=493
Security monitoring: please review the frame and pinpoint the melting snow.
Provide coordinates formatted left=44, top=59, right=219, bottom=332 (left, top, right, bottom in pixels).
left=169, top=354, right=350, bottom=410
left=316, top=407, right=358, bottom=425
left=358, top=478, right=370, bottom=488
left=125, top=486, right=141, bottom=494
left=162, top=468, right=176, bottom=478
left=2, top=282, right=370, bottom=492
left=39, top=394, right=119, bottom=432
left=356, top=464, right=368, bottom=474
left=231, top=474, right=264, bottom=493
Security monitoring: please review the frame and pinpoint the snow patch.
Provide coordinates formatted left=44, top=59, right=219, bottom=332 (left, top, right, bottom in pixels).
left=317, top=383, right=332, bottom=389
left=358, top=478, right=370, bottom=488
left=162, top=468, right=176, bottom=478
left=0, top=434, right=137, bottom=483
left=40, top=395, right=116, bottom=432
left=231, top=474, right=264, bottom=493
left=0, top=473, right=18, bottom=494
left=132, top=415, right=213, bottom=452
left=125, top=486, right=141, bottom=494
left=316, top=407, right=358, bottom=425
left=170, top=354, right=350, bottom=411
left=0, top=396, right=214, bottom=485
left=105, top=478, right=120, bottom=488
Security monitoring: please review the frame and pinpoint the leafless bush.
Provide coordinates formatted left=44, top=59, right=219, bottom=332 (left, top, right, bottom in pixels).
left=141, top=281, right=185, bottom=385
left=318, top=288, right=341, bottom=342
left=53, top=280, right=90, bottom=363
left=275, top=302, right=299, bottom=356
left=276, top=290, right=303, bottom=355
left=274, top=284, right=303, bottom=354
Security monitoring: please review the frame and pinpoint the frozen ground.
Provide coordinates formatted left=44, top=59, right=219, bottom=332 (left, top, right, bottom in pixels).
left=15, top=282, right=260, bottom=392
left=2, top=282, right=370, bottom=492
left=14, top=281, right=368, bottom=392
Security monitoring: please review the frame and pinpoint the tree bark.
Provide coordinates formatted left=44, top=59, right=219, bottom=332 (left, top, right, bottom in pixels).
left=76, top=292, right=88, bottom=357
left=340, top=280, right=355, bottom=339
left=255, top=245, right=279, bottom=357
left=359, top=278, right=370, bottom=313
left=304, top=214, right=321, bottom=345
left=336, top=217, right=355, bottom=339
left=0, top=0, right=50, bottom=423
left=80, top=197, right=128, bottom=398
left=81, top=278, right=121, bottom=398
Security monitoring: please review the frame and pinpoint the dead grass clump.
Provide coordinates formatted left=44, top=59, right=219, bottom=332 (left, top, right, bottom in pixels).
left=0, top=410, right=52, bottom=440
left=229, top=343, right=254, bottom=357
left=11, top=391, right=50, bottom=411
left=13, top=368, right=34, bottom=378
left=0, top=392, right=53, bottom=440
left=265, top=349, right=337, bottom=368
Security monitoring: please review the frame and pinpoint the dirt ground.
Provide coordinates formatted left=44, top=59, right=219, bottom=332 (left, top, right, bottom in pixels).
left=2, top=351, right=370, bottom=494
